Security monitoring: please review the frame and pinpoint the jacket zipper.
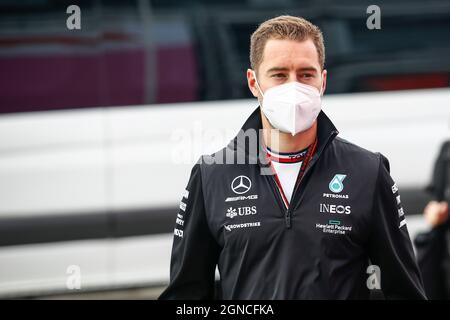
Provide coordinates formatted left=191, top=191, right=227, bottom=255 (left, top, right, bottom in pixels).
left=268, top=174, right=292, bottom=228
left=285, top=208, right=291, bottom=228
left=284, top=131, right=338, bottom=228
left=284, top=159, right=316, bottom=229
left=265, top=173, right=289, bottom=220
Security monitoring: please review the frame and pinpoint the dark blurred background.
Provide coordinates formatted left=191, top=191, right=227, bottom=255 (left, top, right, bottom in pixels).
left=1, top=0, right=449, bottom=114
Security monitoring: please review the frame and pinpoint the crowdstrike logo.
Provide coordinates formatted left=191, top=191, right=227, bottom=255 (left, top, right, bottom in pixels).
left=224, top=221, right=261, bottom=232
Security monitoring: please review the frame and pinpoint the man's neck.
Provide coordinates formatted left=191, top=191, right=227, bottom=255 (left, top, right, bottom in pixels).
left=261, top=111, right=317, bottom=153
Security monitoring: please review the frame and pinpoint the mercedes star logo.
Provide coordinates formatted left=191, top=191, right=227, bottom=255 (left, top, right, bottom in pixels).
left=231, top=175, right=252, bottom=194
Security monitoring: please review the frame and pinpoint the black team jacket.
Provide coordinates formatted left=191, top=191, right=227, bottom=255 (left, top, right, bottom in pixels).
left=159, top=107, right=427, bottom=300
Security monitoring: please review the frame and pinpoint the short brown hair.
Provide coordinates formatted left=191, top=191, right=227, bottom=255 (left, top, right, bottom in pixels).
left=250, top=15, right=325, bottom=72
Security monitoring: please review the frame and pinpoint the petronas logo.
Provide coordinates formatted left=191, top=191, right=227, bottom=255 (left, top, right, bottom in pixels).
left=329, top=174, right=347, bottom=193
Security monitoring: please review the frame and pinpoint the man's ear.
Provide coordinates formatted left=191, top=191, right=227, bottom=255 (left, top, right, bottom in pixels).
left=321, top=69, right=327, bottom=95
left=247, top=68, right=260, bottom=98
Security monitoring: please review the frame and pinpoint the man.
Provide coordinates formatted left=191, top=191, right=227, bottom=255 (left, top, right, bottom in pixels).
left=415, top=140, right=450, bottom=299
left=159, top=15, right=426, bottom=299
left=415, top=200, right=449, bottom=299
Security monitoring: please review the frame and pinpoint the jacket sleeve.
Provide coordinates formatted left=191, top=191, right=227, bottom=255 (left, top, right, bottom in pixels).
left=158, top=160, right=221, bottom=300
left=367, top=153, right=427, bottom=299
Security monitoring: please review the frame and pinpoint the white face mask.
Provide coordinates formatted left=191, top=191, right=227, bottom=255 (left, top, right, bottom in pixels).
left=253, top=70, right=323, bottom=136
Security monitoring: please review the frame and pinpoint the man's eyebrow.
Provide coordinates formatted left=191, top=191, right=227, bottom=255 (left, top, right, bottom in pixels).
left=266, top=67, right=289, bottom=74
left=298, top=67, right=319, bottom=73
left=265, top=66, right=319, bottom=74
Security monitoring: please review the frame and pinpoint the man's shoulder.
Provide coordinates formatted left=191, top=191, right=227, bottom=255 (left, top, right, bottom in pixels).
left=198, top=144, right=237, bottom=166
left=331, top=136, right=385, bottom=170
left=196, top=144, right=247, bottom=175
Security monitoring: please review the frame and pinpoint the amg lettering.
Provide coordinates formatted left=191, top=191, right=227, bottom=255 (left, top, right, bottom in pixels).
left=225, top=195, right=258, bottom=202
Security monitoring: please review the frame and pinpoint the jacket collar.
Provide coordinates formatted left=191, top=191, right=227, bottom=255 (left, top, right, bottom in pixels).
left=227, top=106, right=339, bottom=171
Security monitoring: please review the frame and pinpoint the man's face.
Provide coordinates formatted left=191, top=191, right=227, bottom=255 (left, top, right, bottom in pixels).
left=247, top=38, right=326, bottom=101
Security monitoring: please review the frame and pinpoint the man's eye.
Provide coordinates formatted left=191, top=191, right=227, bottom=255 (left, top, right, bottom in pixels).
left=271, top=73, right=286, bottom=78
left=302, top=73, right=313, bottom=79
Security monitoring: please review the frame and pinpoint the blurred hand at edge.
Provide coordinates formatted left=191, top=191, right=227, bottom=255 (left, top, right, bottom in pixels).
left=424, top=201, right=449, bottom=228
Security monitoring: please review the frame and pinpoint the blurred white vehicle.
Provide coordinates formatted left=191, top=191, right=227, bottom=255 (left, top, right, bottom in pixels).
left=0, top=88, right=449, bottom=298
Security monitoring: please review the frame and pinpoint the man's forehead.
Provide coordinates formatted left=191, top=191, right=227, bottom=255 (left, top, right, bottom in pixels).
left=260, top=38, right=320, bottom=71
